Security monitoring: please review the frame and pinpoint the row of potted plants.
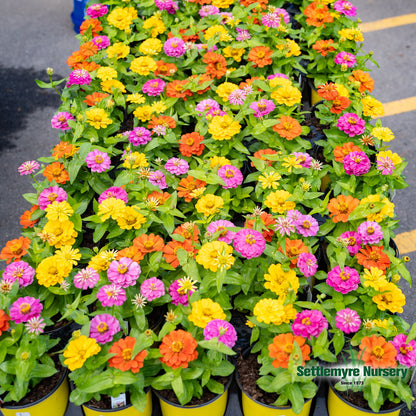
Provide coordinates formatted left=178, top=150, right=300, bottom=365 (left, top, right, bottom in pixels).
left=0, top=0, right=414, bottom=415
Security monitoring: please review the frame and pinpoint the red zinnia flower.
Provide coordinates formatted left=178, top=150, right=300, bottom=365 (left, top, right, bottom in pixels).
left=177, top=176, right=207, bottom=202
left=356, top=245, right=391, bottom=271
left=133, top=233, right=165, bottom=255
left=43, top=162, right=69, bottom=184
left=166, top=80, right=193, bottom=100
left=0, top=310, right=10, bottom=336
left=202, top=52, right=227, bottom=79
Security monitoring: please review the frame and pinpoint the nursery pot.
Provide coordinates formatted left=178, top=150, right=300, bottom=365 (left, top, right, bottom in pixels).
left=327, top=381, right=406, bottom=416
left=82, top=390, right=152, bottom=416
left=0, top=369, right=69, bottom=416
left=153, top=376, right=232, bottom=416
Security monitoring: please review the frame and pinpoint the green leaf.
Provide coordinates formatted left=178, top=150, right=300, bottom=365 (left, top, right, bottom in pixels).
left=68, top=142, right=91, bottom=183
left=79, top=371, right=114, bottom=393
left=285, top=383, right=304, bottom=414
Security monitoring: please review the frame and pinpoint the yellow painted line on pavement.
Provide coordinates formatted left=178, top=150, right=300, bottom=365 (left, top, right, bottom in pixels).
left=360, top=13, right=416, bottom=33
left=381, top=97, right=416, bottom=117
left=394, top=230, right=416, bottom=255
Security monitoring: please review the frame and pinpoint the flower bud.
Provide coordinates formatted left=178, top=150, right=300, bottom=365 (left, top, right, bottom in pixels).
left=46, top=67, right=54, bottom=76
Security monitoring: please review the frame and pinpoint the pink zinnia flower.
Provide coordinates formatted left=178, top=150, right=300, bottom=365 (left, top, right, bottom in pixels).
left=267, top=73, right=289, bottom=80
left=149, top=170, right=168, bottom=189
left=164, top=37, right=186, bottom=57
left=91, top=35, right=111, bottom=50
left=97, top=284, right=126, bottom=307
left=297, top=252, right=318, bottom=277
left=67, top=69, right=91, bottom=87
left=89, top=314, right=120, bottom=344
left=165, top=158, right=189, bottom=175
left=18, top=161, right=40, bottom=176
left=274, top=216, right=295, bottom=236
left=196, top=99, right=220, bottom=116
left=262, top=9, right=290, bottom=28
left=155, top=0, right=178, bottom=14
left=3, top=261, right=35, bottom=288
left=169, top=280, right=194, bottom=306
left=229, top=89, right=247, bottom=106
left=286, top=209, right=303, bottom=223
left=295, top=215, right=319, bottom=237
left=340, top=231, right=362, bottom=255
left=153, top=125, right=166, bottom=136
left=86, top=4, right=108, bottom=18
left=9, top=296, right=43, bottom=324
left=337, top=113, right=365, bottom=137
left=140, top=277, right=165, bottom=301
left=357, top=221, right=383, bottom=244
left=38, top=185, right=67, bottom=210
left=207, top=108, right=226, bottom=118
left=107, top=257, right=141, bottom=288
left=343, top=151, right=371, bottom=176
left=292, top=310, right=328, bottom=339
left=293, top=152, right=313, bottom=168
left=203, top=319, right=237, bottom=348
left=334, top=0, right=357, bottom=17
left=392, top=334, right=416, bottom=367
left=327, top=266, right=360, bottom=294
left=207, top=220, right=236, bottom=244
left=199, top=5, right=219, bottom=17
left=233, top=228, right=266, bottom=259
left=335, top=308, right=361, bottom=334
left=127, top=127, right=152, bottom=146
left=236, top=28, right=251, bottom=41
left=334, top=51, right=357, bottom=68
left=218, top=165, right=243, bottom=189
left=142, top=79, right=166, bottom=96
left=85, top=150, right=111, bottom=173
left=377, top=156, right=395, bottom=175
left=98, top=186, right=129, bottom=204
left=51, top=112, right=74, bottom=130
left=249, top=99, right=275, bottom=118
left=25, top=316, right=46, bottom=335
left=73, top=267, right=100, bottom=290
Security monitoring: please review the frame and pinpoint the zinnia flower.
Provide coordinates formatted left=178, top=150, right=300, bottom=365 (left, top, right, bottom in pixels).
left=297, top=252, right=318, bottom=277
left=85, top=150, right=111, bottom=173
left=140, top=277, right=165, bottom=301
left=0, top=310, right=10, bottom=336
left=107, top=257, right=141, bottom=288
left=343, top=151, right=371, bottom=176
left=356, top=245, right=391, bottom=271
left=9, top=296, right=43, bottom=324
left=51, top=112, right=74, bottom=130
left=18, top=160, right=40, bottom=176
left=164, top=37, right=186, bottom=57
left=203, top=319, right=237, bottom=348
left=359, top=335, right=397, bottom=368
left=292, top=310, right=328, bottom=339
left=392, top=334, right=416, bottom=367
left=327, top=266, right=360, bottom=294
left=97, top=284, right=127, bottom=307
left=254, top=298, right=297, bottom=325
left=249, top=99, right=275, bottom=118
left=90, top=314, right=120, bottom=344
left=165, top=158, right=189, bottom=175
left=340, top=231, right=362, bottom=255
left=335, top=308, right=361, bottom=333
left=233, top=229, right=265, bottom=259
left=295, top=215, right=319, bottom=237
left=357, top=221, right=383, bottom=244
left=188, top=299, right=226, bottom=328
left=98, top=186, right=128, bottom=204
left=63, top=335, right=101, bottom=371
left=217, top=165, right=243, bottom=189
left=337, top=113, right=365, bottom=137
left=2, top=261, right=34, bottom=288
left=334, top=51, right=357, bottom=68
left=0, top=236, right=31, bottom=264
left=268, top=333, right=310, bottom=368
left=73, top=267, right=100, bottom=289
left=38, top=186, right=67, bottom=210
left=327, top=195, right=360, bottom=223
left=159, top=329, right=198, bottom=369
left=127, top=127, right=152, bottom=146
left=334, top=0, right=357, bottom=16
left=109, top=336, right=148, bottom=373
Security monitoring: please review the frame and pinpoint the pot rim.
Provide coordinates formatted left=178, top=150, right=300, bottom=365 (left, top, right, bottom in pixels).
left=1, top=367, right=68, bottom=410
left=328, top=379, right=406, bottom=414
left=153, top=373, right=233, bottom=409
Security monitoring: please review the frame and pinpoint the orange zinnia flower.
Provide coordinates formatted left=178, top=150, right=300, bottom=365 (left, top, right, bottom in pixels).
left=317, top=83, right=338, bottom=101
left=272, top=115, right=303, bottom=140
left=268, top=333, right=311, bottom=368
left=80, top=18, right=102, bottom=36
left=0, top=310, right=10, bottom=336
left=304, top=3, right=334, bottom=28
left=279, top=238, right=309, bottom=267
left=239, top=77, right=262, bottom=92
left=245, top=212, right=276, bottom=242
left=0, top=236, right=31, bottom=264
left=190, top=73, right=213, bottom=95
left=240, top=0, right=268, bottom=9
left=349, top=70, right=374, bottom=93
left=312, top=39, right=336, bottom=57
left=148, top=115, right=176, bottom=130
left=177, top=176, right=207, bottom=202
left=359, top=335, right=397, bottom=368
left=333, top=142, right=362, bottom=163
left=166, top=80, right=193, bottom=100
left=173, top=223, right=199, bottom=243
left=187, top=0, right=211, bottom=4
left=66, top=51, right=86, bottom=69
left=154, top=60, right=177, bottom=77
left=52, top=141, right=78, bottom=159
left=20, top=205, right=39, bottom=229
left=78, top=61, right=100, bottom=72
left=330, top=95, right=351, bottom=114
left=159, top=329, right=198, bottom=369
left=356, top=245, right=391, bottom=271
left=251, top=149, right=277, bottom=167
left=327, top=195, right=360, bottom=223
left=83, top=92, right=110, bottom=106
left=163, top=239, right=196, bottom=268
left=248, top=46, right=273, bottom=68
left=109, top=337, right=148, bottom=374
left=116, top=246, right=144, bottom=262
left=133, top=233, right=165, bottom=255
left=79, top=41, right=99, bottom=58
left=179, top=132, right=205, bottom=157
left=43, top=162, right=69, bottom=184
left=202, top=52, right=227, bottom=79
left=147, top=191, right=171, bottom=210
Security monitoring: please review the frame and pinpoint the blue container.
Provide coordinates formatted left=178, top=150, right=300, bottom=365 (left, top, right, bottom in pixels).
left=71, top=0, right=89, bottom=33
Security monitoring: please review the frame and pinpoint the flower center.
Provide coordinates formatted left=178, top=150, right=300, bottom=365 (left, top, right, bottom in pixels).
left=338, top=203, right=349, bottom=213
left=144, top=241, right=155, bottom=249
left=186, top=137, right=194, bottom=145
left=257, top=51, right=265, bottom=58
left=348, top=237, right=356, bottom=246
left=302, top=220, right=311, bottom=229
left=225, top=169, right=235, bottom=178
left=48, top=192, right=58, bottom=202
left=369, top=252, right=380, bottom=261
left=97, top=322, right=108, bottom=333
left=257, top=103, right=267, bottom=111
left=216, top=226, right=227, bottom=237
left=10, top=243, right=23, bottom=255
left=372, top=346, right=384, bottom=359
left=302, top=317, right=311, bottom=326
left=171, top=341, right=183, bottom=353
left=13, top=268, right=24, bottom=278
left=348, top=117, right=357, bottom=125
left=340, top=272, right=350, bottom=281
left=122, top=348, right=133, bottom=361
left=58, top=116, right=66, bottom=123
left=245, top=234, right=256, bottom=245
left=367, top=226, right=375, bottom=234
left=284, top=344, right=294, bottom=354
left=150, top=82, right=159, bottom=88
left=20, top=303, right=31, bottom=314
left=117, top=264, right=128, bottom=274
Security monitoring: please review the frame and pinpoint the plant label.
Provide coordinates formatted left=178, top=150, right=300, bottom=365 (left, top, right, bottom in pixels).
left=111, top=392, right=127, bottom=409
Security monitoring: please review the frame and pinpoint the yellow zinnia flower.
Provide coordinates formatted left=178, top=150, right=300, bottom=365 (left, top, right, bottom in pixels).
left=127, top=93, right=146, bottom=104
left=36, top=255, right=72, bottom=287
left=45, top=201, right=74, bottom=222
left=96, top=67, right=118, bottom=81
left=42, top=219, right=77, bottom=248
left=101, top=79, right=126, bottom=94
left=204, top=25, right=232, bottom=42
left=216, top=82, right=239, bottom=103
left=271, top=85, right=302, bottom=106
left=54, top=245, right=81, bottom=266
left=195, top=194, right=224, bottom=217
left=360, top=194, right=394, bottom=222
left=130, top=56, right=157, bottom=76
left=258, top=171, right=281, bottom=189
left=123, top=152, right=148, bottom=169
left=139, top=38, right=163, bottom=55
left=372, top=282, right=406, bottom=314
left=88, top=249, right=118, bottom=272
left=253, top=298, right=297, bottom=325
left=107, top=7, right=137, bottom=31
left=107, top=43, right=130, bottom=59
left=210, top=156, right=230, bottom=168
left=371, top=127, right=394, bottom=143
left=63, top=335, right=101, bottom=371
left=143, top=16, right=166, bottom=37
left=208, top=115, right=241, bottom=141
left=98, top=197, right=126, bottom=222
left=133, top=105, right=154, bottom=122
left=223, top=46, right=245, bottom=62
left=362, top=267, right=387, bottom=290
left=86, top=108, right=113, bottom=129
left=264, top=190, right=296, bottom=213
left=361, top=96, right=384, bottom=118
left=264, top=264, right=299, bottom=299
left=188, top=299, right=226, bottom=328
left=116, top=206, right=146, bottom=230
left=196, top=241, right=234, bottom=272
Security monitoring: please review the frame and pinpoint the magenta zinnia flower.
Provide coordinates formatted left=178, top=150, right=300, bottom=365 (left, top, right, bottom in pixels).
left=249, top=99, right=275, bottom=118
left=357, top=221, right=383, bottom=244
left=18, top=161, right=40, bottom=176
left=89, top=314, right=120, bottom=344
left=127, top=127, right=152, bottom=146
left=286, top=209, right=303, bottom=223
left=169, top=280, right=194, bottom=306
left=155, top=0, right=178, bottom=14
left=149, top=170, right=168, bottom=189
left=297, top=252, right=318, bottom=277
left=293, top=152, right=313, bottom=168
left=343, top=151, right=371, bottom=176
left=203, top=319, right=237, bottom=348
left=38, top=186, right=68, bottom=210
left=207, top=220, right=236, bottom=244
left=199, top=5, right=219, bottom=17
left=334, top=51, right=357, bottom=68
left=292, top=310, right=328, bottom=339
left=9, top=296, right=43, bottom=324
left=165, top=158, right=189, bottom=175
left=51, top=112, right=74, bottom=130
left=392, top=334, right=416, bottom=367
left=233, top=229, right=266, bottom=259
left=85, top=150, right=111, bottom=173
left=340, top=231, right=362, bottom=255
left=140, top=277, right=165, bottom=301
left=73, top=267, right=100, bottom=290
left=335, top=308, right=361, bottom=334
left=295, top=215, right=319, bottom=237
left=91, top=35, right=110, bottom=50
left=267, top=73, right=289, bottom=80
left=337, top=113, right=365, bottom=137
left=164, top=37, right=186, bottom=57
left=97, top=284, right=126, bottom=307
left=142, top=78, right=166, bottom=96
left=262, top=9, right=290, bottom=28
left=218, top=165, right=243, bottom=189
left=327, top=266, right=360, bottom=294
left=86, top=4, right=108, bottom=18
left=334, top=0, right=357, bottom=17
left=67, top=69, right=92, bottom=87
left=3, top=261, right=35, bottom=288
left=196, top=99, right=220, bottom=115
left=107, top=257, right=141, bottom=288
left=25, top=316, right=46, bottom=335
left=98, top=186, right=129, bottom=205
